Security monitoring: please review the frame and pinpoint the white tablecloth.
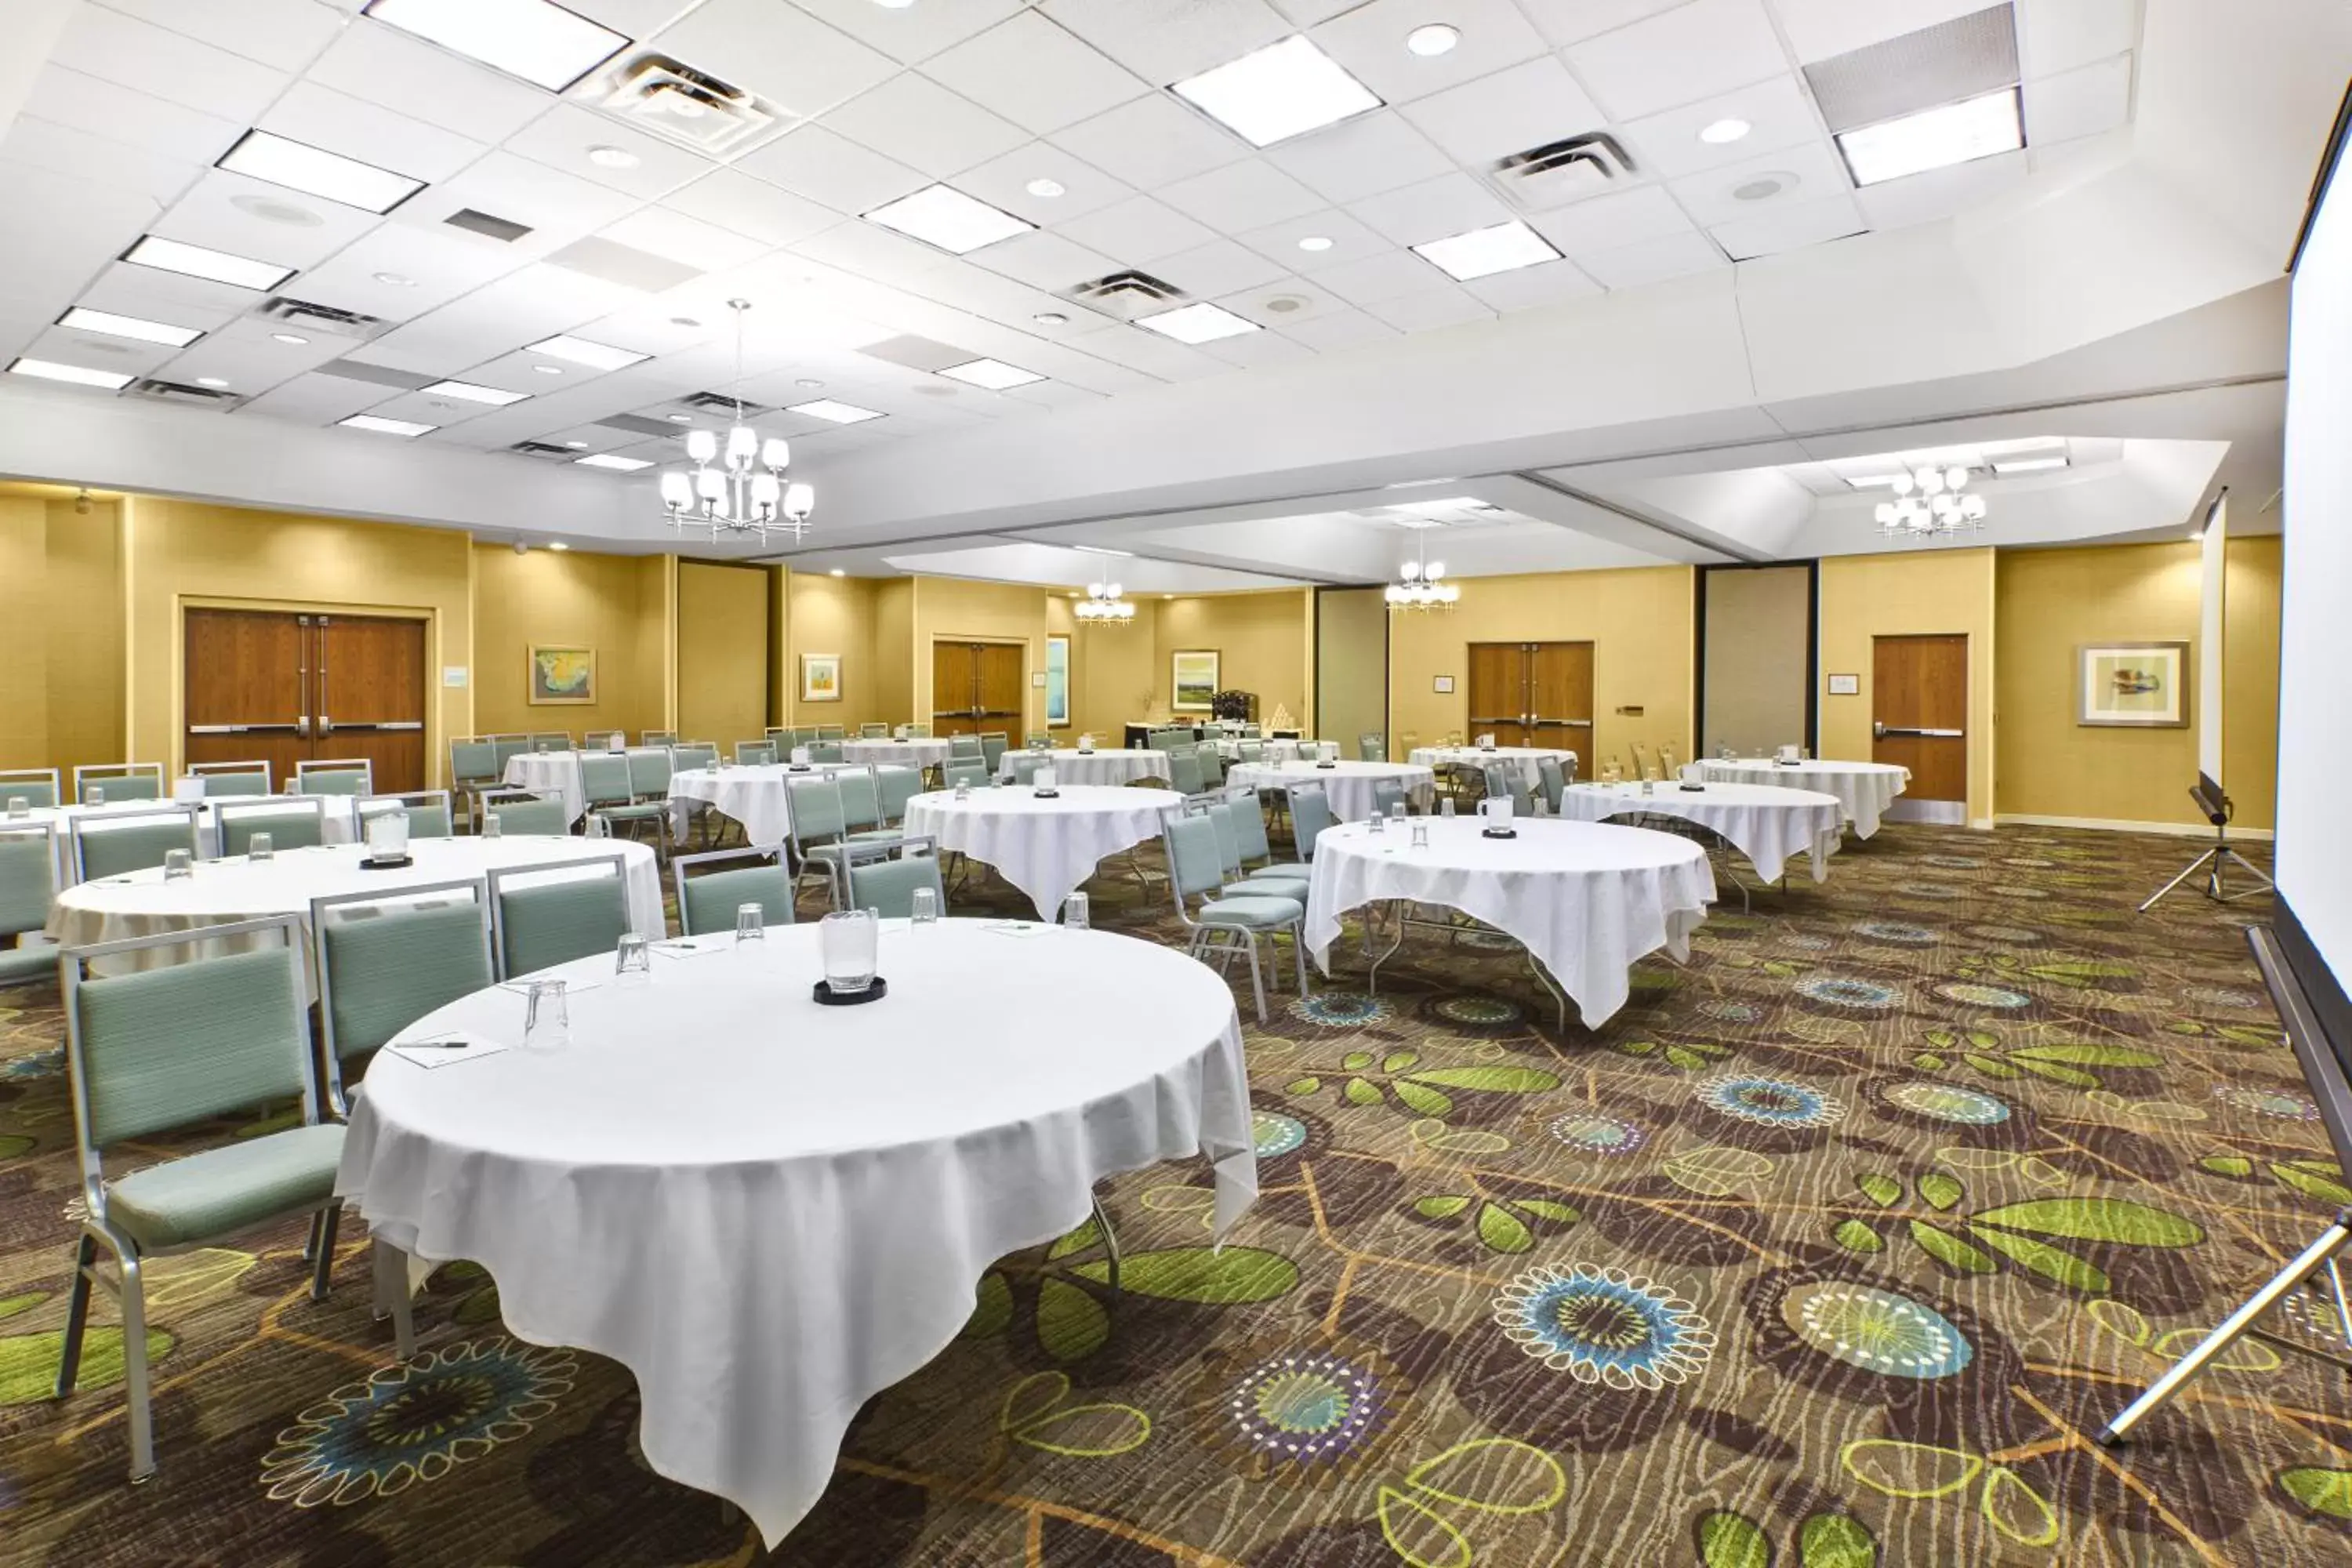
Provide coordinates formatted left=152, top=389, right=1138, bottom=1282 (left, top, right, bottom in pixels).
left=337, top=920, right=1254, bottom=1546
left=1228, top=760, right=1436, bottom=822
left=902, top=786, right=1180, bottom=920
left=13, top=797, right=361, bottom=883
left=503, top=750, right=674, bottom=824
left=666, top=763, right=902, bottom=847
left=1212, top=738, right=1307, bottom=763
left=843, top=738, right=953, bottom=768
left=1696, top=759, right=1909, bottom=839
left=1555, top=781, right=1843, bottom=885
left=996, top=749, right=1168, bottom=786
left=1410, top=746, right=1578, bottom=790
left=1304, top=817, right=1714, bottom=1027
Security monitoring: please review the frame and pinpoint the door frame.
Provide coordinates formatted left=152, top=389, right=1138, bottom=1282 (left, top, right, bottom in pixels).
left=173, top=597, right=442, bottom=785
left=927, top=634, right=1031, bottom=732
left=1693, top=560, right=1820, bottom=756
left=1871, top=630, right=1972, bottom=826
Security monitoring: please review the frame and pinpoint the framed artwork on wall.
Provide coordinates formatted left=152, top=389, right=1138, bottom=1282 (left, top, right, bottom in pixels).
left=1171, top=649, right=1219, bottom=712
left=1432, top=675, right=1455, bottom=694
left=528, top=645, right=595, bottom=706
left=801, top=653, right=843, bottom=703
left=2077, top=640, right=2189, bottom=727
left=1045, top=634, right=1069, bottom=726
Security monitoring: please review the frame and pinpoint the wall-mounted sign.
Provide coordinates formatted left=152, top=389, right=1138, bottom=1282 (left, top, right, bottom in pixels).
left=1827, top=673, right=1860, bottom=695
left=1432, top=675, right=1454, bottom=693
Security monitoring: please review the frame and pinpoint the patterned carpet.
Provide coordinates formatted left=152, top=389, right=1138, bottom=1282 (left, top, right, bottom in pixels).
left=3, top=819, right=2350, bottom=1566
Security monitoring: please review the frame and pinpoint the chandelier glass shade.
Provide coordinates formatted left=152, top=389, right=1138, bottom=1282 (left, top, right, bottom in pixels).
left=1385, top=535, right=1460, bottom=610
left=1074, top=580, right=1135, bottom=623
left=1875, top=463, right=1987, bottom=540
left=659, top=299, right=813, bottom=546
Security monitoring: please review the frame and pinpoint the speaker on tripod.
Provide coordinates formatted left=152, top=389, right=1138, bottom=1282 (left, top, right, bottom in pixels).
left=2140, top=777, right=2274, bottom=913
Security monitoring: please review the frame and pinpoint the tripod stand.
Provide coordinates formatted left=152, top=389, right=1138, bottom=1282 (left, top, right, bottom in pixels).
left=2140, top=791, right=2274, bottom=913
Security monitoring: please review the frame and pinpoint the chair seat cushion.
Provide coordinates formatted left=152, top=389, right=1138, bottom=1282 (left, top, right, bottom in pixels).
left=0, top=943, right=56, bottom=985
left=1226, top=876, right=1308, bottom=902
left=594, top=802, right=668, bottom=820
left=1257, top=861, right=1312, bottom=880
left=1199, top=895, right=1304, bottom=927
left=105, top=1122, right=345, bottom=1251
left=806, top=831, right=902, bottom=862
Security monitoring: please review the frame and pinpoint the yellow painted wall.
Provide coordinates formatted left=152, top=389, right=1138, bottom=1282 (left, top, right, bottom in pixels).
left=1062, top=597, right=1162, bottom=738
left=474, top=544, right=669, bottom=745
left=1994, top=536, right=2282, bottom=830
left=1388, top=565, right=1696, bottom=771
left=1154, top=590, right=1313, bottom=729
left=1818, top=547, right=1996, bottom=827
left=872, top=577, right=914, bottom=727
left=0, top=495, right=51, bottom=771
left=676, top=560, right=769, bottom=750
left=0, top=492, right=125, bottom=782
left=784, top=570, right=881, bottom=729
left=910, top=576, right=1051, bottom=733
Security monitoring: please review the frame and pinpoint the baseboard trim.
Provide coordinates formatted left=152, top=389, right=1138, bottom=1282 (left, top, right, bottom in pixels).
left=1994, top=813, right=2275, bottom=842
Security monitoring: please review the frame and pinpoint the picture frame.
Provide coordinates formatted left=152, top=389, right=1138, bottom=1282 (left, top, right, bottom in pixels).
left=1827, top=673, right=1860, bottom=695
left=528, top=645, right=596, bottom=706
left=1433, top=675, right=1455, bottom=694
left=1045, top=634, right=1070, bottom=727
left=1171, top=649, right=1219, bottom=713
left=800, top=652, right=843, bottom=704
left=2076, top=640, right=2189, bottom=728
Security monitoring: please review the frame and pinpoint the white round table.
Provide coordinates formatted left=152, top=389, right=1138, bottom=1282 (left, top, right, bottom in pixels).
left=503, top=749, right=673, bottom=825
left=1228, top=760, right=1436, bottom=822
left=1410, top=746, right=1578, bottom=791
left=842, top=737, right=953, bottom=769
left=12, top=797, right=361, bottom=882
left=336, top=919, right=1255, bottom=1547
left=666, top=762, right=911, bottom=848
left=47, top=836, right=665, bottom=994
left=1304, top=816, right=1713, bottom=1028
left=1696, top=759, right=1909, bottom=838
left=996, top=748, right=1168, bottom=786
left=1554, top=781, right=1843, bottom=885
left=1214, top=738, right=1308, bottom=763
left=902, top=786, right=1180, bottom=920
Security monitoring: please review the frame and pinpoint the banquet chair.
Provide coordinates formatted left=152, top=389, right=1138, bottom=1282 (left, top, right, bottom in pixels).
left=836, top=767, right=901, bottom=844
left=1201, top=801, right=1312, bottom=905
left=0, top=768, right=60, bottom=809
left=1632, top=742, right=1660, bottom=782
left=1025, top=731, right=1051, bottom=749
left=783, top=775, right=898, bottom=911
left=358, top=790, right=454, bottom=840
left=1224, top=789, right=1312, bottom=891
left=1358, top=733, right=1386, bottom=762
left=55, top=920, right=387, bottom=1480
left=217, top=797, right=328, bottom=858
left=192, top=760, right=272, bottom=797
left=942, top=757, right=990, bottom=789
left=296, top=759, right=373, bottom=797
left=448, top=739, right=504, bottom=827
left=531, top=732, right=572, bottom=753
left=582, top=754, right=670, bottom=858
left=815, top=725, right=845, bottom=742
left=840, top=837, right=944, bottom=917
left=1481, top=764, right=1532, bottom=819
left=482, top=792, right=570, bottom=837
left=1536, top=757, right=1569, bottom=815
left=1370, top=779, right=1410, bottom=820
left=670, top=742, right=718, bottom=773
left=487, top=735, right=531, bottom=773
left=643, top=730, right=677, bottom=747
left=1169, top=750, right=1206, bottom=794
left=488, top=855, right=633, bottom=979
left=71, top=807, right=199, bottom=884
left=1199, top=748, right=1226, bottom=787
left=1007, top=753, right=1046, bottom=786
left=786, top=726, right=819, bottom=748
left=735, top=740, right=779, bottom=766
left=906, top=723, right=931, bottom=739
left=861, top=723, right=890, bottom=738
left=808, top=741, right=845, bottom=764
left=949, top=735, right=982, bottom=760
left=978, top=731, right=1010, bottom=771
left=673, top=847, right=795, bottom=936
left=0, top=822, right=57, bottom=993
left=311, top=880, right=492, bottom=1115
left=1285, top=784, right=1338, bottom=861
left=874, top=765, right=924, bottom=826
left=74, top=763, right=165, bottom=804
left=1159, top=815, right=1306, bottom=1023
left=1236, top=739, right=1264, bottom=763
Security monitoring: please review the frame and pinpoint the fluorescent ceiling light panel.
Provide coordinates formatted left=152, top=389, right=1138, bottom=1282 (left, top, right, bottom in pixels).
left=525, top=335, right=649, bottom=370
left=1845, top=473, right=1909, bottom=488
left=789, top=398, right=885, bottom=424
left=58, top=307, right=203, bottom=348
left=361, top=0, right=627, bottom=92
left=1134, top=301, right=1261, bottom=344
left=938, top=358, right=1044, bottom=390
left=122, top=235, right=295, bottom=291
left=340, top=414, right=436, bottom=437
left=8, top=358, right=133, bottom=390
left=1170, top=36, right=1382, bottom=148
left=1410, top=220, right=1560, bottom=281
left=1992, top=456, right=2068, bottom=474
left=422, top=379, right=531, bottom=405
left=217, top=131, right=423, bottom=214
left=1838, top=88, right=2023, bottom=187
left=1071, top=545, right=1134, bottom=557
left=575, top=452, right=652, bottom=470
left=863, top=184, right=1033, bottom=254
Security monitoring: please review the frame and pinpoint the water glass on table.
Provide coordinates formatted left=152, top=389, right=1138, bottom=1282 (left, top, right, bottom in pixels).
left=735, top=902, right=766, bottom=944
left=249, top=832, right=274, bottom=862
left=820, top=909, right=878, bottom=996
left=910, top=886, right=939, bottom=925
left=524, top=978, right=568, bottom=1051
left=483, top=815, right=503, bottom=839
left=1062, top=891, right=1089, bottom=931
left=163, top=848, right=194, bottom=880
left=85, top=786, right=104, bottom=807
left=5, top=796, right=24, bottom=819
left=1439, top=797, right=1456, bottom=818
left=615, top=932, right=651, bottom=986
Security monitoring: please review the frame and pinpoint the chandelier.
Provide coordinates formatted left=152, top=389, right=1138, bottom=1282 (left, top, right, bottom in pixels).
left=1875, top=463, right=1987, bottom=541
left=1385, top=532, right=1460, bottom=611
left=658, top=299, right=812, bottom=545
left=1074, top=579, right=1135, bottom=623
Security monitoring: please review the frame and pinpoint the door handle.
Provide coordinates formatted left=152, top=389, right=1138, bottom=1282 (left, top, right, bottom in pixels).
left=1873, top=720, right=1887, bottom=739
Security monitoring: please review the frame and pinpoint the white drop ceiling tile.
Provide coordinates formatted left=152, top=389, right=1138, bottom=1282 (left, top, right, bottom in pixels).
left=1076, top=323, right=1221, bottom=377
left=663, top=169, right=841, bottom=247
left=1232, top=208, right=1391, bottom=273
left=1362, top=285, right=1494, bottom=332
left=91, top=0, right=344, bottom=72
left=1708, top=191, right=1867, bottom=260
left=296, top=224, right=528, bottom=321
left=149, top=169, right=386, bottom=270
left=823, top=73, right=1033, bottom=180
left=1617, top=74, right=1825, bottom=180
left=791, top=221, right=970, bottom=289
left=1214, top=275, right=1350, bottom=326
left=1196, top=328, right=1316, bottom=368
left=600, top=207, right=770, bottom=271
left=23, top=325, right=178, bottom=379
left=1047, top=93, right=1247, bottom=187
left=1396, top=57, right=1607, bottom=165
left=1269, top=0, right=1363, bottom=24
left=782, top=0, right=1033, bottom=64
left=24, top=65, right=244, bottom=165
left=1311, top=0, right=1552, bottom=105
left=2023, top=55, right=2132, bottom=147
left=921, top=13, right=1150, bottom=136
left=1040, top=352, right=1160, bottom=394
left=1666, top=137, right=1849, bottom=226
left=1524, top=185, right=1695, bottom=256
left=1154, top=238, right=1289, bottom=297
left=965, top=230, right=1121, bottom=292
left=367, top=388, right=504, bottom=426
left=256, top=83, right=486, bottom=187
left=998, top=379, right=1106, bottom=408
left=735, top=126, right=930, bottom=215
left=1345, top=172, right=1511, bottom=246
left=1158, top=159, right=1324, bottom=232
left=1054, top=196, right=1217, bottom=264
left=1766, top=0, right=1989, bottom=63
left=157, top=318, right=351, bottom=390
left=652, top=0, right=900, bottom=121
left=73, top=261, right=261, bottom=328
left=956, top=141, right=1136, bottom=226
left=1514, top=0, right=1692, bottom=47
left=1279, top=306, right=1400, bottom=350
left=49, top=5, right=292, bottom=123
left=1039, top=0, right=1293, bottom=84
left=1313, top=247, right=1449, bottom=305
left=0, top=115, right=200, bottom=205
left=1263, top=110, right=1454, bottom=205
left=238, top=370, right=401, bottom=424
left=2019, top=0, right=2141, bottom=78
left=308, top=21, right=556, bottom=144
left=504, top=105, right=716, bottom=199
left=1853, top=147, right=2025, bottom=230
left=402, top=151, right=641, bottom=249
left=0, top=167, right=158, bottom=311
left=1461, top=257, right=1602, bottom=311
left=1559, top=0, right=1790, bottom=119
left=563, top=0, right=695, bottom=35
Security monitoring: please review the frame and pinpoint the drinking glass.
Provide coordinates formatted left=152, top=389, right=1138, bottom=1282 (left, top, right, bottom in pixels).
left=483, top=814, right=504, bottom=839
left=1439, top=797, right=1457, bottom=818
left=248, top=831, right=274, bottom=862
left=163, top=848, right=194, bottom=880
left=910, top=886, right=939, bottom=925
left=1388, top=800, right=1406, bottom=823
left=615, top=931, right=652, bottom=985
left=1410, top=820, right=1429, bottom=850
left=820, top=909, right=878, bottom=995
left=5, top=796, right=26, bottom=818
left=792, top=746, right=811, bottom=767
left=86, top=786, right=105, bottom=807
left=365, top=809, right=408, bottom=862
left=954, top=780, right=972, bottom=801
left=1640, top=777, right=1655, bottom=797
left=735, top=902, right=766, bottom=943
left=524, top=978, right=568, bottom=1051
left=1369, top=809, right=1385, bottom=834
left=1062, top=891, right=1089, bottom=930
left=1036, top=765, right=1058, bottom=792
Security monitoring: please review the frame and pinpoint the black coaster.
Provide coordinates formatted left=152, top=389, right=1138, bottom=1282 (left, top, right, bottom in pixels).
left=358, top=854, right=415, bottom=870
left=1679, top=783, right=1706, bottom=793
left=813, top=976, right=887, bottom=1006
left=787, top=764, right=812, bottom=772
left=1033, top=789, right=1061, bottom=799
left=1316, top=761, right=1338, bottom=769
left=1481, top=827, right=1519, bottom=840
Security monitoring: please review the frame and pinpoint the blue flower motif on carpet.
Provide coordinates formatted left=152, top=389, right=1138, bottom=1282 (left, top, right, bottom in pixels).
left=1780, top=1282, right=1973, bottom=1379
left=2212, top=1083, right=2321, bottom=1120
left=1697, top=1074, right=1848, bottom=1128
left=1854, top=922, right=1939, bottom=946
left=1253, top=1112, right=1308, bottom=1158
left=260, top=1337, right=575, bottom=1507
left=2185, top=986, right=2263, bottom=1011
left=1431, top=994, right=1524, bottom=1028
left=1795, top=978, right=1901, bottom=1010
left=1493, top=1263, right=1715, bottom=1389
left=1225, top=1348, right=1389, bottom=1468
left=1548, top=1113, right=1648, bottom=1156
left=1287, top=992, right=1390, bottom=1027
left=1936, top=982, right=2032, bottom=1010
left=1698, top=999, right=1762, bottom=1025
left=1882, top=1081, right=2011, bottom=1125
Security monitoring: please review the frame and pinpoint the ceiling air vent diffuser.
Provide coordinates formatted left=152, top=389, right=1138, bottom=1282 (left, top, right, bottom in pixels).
left=585, top=53, right=786, bottom=158
left=126, top=379, right=241, bottom=407
left=509, top=441, right=578, bottom=458
left=1490, top=131, right=1637, bottom=212
left=1060, top=270, right=1185, bottom=322
left=252, top=296, right=390, bottom=340
left=680, top=390, right=771, bottom=416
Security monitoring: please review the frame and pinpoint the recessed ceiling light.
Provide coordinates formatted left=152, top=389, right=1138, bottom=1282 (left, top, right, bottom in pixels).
left=863, top=183, right=1033, bottom=254
left=1698, top=117, right=1752, bottom=146
left=1297, top=235, right=1334, bottom=252
left=576, top=452, right=652, bottom=470
left=1992, top=455, right=2069, bottom=474
left=339, top=414, right=435, bottom=437
left=1071, top=545, right=1134, bottom=557
left=525, top=334, right=649, bottom=370
left=7, top=358, right=133, bottom=390
left=1171, top=36, right=1381, bottom=148
left=564, top=440, right=588, bottom=448
left=829, top=568, right=846, bottom=576
left=870, top=0, right=913, bottom=9
left=1405, top=24, right=1459, bottom=56
left=533, top=364, right=564, bottom=375
left=666, top=413, right=692, bottom=423
left=797, top=377, right=825, bottom=388
left=1031, top=313, right=1068, bottom=326
left=1846, top=474, right=1909, bottom=488
left=938, top=358, right=1044, bottom=390
left=1411, top=219, right=1561, bottom=281
left=122, top=235, right=293, bottom=292
left=196, top=376, right=230, bottom=388
left=670, top=316, right=700, bottom=328
left=548, top=541, right=570, bottom=550
left=373, top=271, right=417, bottom=288
left=421, top=379, right=529, bottom=405
left=789, top=398, right=885, bottom=424
left=230, top=193, right=325, bottom=227
left=1134, top=301, right=1261, bottom=343
left=1025, top=177, right=1066, bottom=198
left=217, top=129, right=423, bottom=214
left=586, top=144, right=640, bottom=169
left=58, top=307, right=204, bottom=348
left=361, top=0, right=627, bottom=93
left=271, top=332, right=310, bottom=346
left=1731, top=176, right=1788, bottom=201
left=1837, top=87, right=2023, bottom=187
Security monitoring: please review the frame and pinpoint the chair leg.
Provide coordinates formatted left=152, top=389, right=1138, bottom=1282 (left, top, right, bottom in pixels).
left=1289, top=919, right=1310, bottom=997
left=1243, top=934, right=1269, bottom=1022
left=302, top=1209, right=325, bottom=1265
left=53, top=1233, right=96, bottom=1399
left=118, top=1254, right=156, bottom=1481
left=310, top=1204, right=341, bottom=1302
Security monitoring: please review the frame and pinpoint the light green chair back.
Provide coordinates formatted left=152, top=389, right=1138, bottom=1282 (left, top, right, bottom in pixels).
left=492, top=735, right=531, bottom=771
left=874, top=766, right=923, bottom=824
left=1170, top=752, right=1206, bottom=793
left=626, top=748, right=671, bottom=797
left=1163, top=814, right=1227, bottom=901
left=979, top=733, right=1009, bottom=770
left=808, top=741, right=844, bottom=764
left=1025, top=732, right=1051, bottom=749
left=0, top=827, right=55, bottom=937
left=492, top=864, right=630, bottom=978
left=676, top=851, right=797, bottom=935
left=949, top=735, right=982, bottom=759
left=906, top=723, right=931, bottom=739
left=1287, top=786, right=1336, bottom=858
left=785, top=775, right=845, bottom=848
left=74, top=945, right=310, bottom=1146
left=1199, top=748, right=1226, bottom=786
left=0, top=771, right=60, bottom=809
left=298, top=764, right=371, bottom=796
left=450, top=739, right=501, bottom=786
left=531, top=732, right=572, bottom=751
left=815, top=725, right=844, bottom=742
left=77, top=767, right=163, bottom=804
left=942, top=758, right=990, bottom=789
left=579, top=753, right=633, bottom=808
left=1007, top=754, right=1045, bottom=785
left=220, top=803, right=325, bottom=856
left=671, top=743, right=718, bottom=773
left=860, top=724, right=889, bottom=738
left=198, top=768, right=270, bottom=797
left=1237, top=740, right=1264, bottom=762
left=837, top=768, right=884, bottom=832
left=360, top=793, right=453, bottom=840
left=74, top=811, right=198, bottom=881
left=318, top=895, right=493, bottom=1059
left=1359, top=734, right=1386, bottom=762
left=844, top=844, right=943, bottom=919
left=487, top=797, right=570, bottom=836
left=1537, top=756, right=1569, bottom=811
left=736, top=741, right=779, bottom=766
left=643, top=731, right=677, bottom=747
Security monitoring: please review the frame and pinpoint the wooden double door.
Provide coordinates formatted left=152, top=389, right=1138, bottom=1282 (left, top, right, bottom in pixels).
left=1871, top=633, right=1967, bottom=821
left=184, top=608, right=428, bottom=793
left=931, top=640, right=1025, bottom=737
left=1465, top=641, right=1593, bottom=750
